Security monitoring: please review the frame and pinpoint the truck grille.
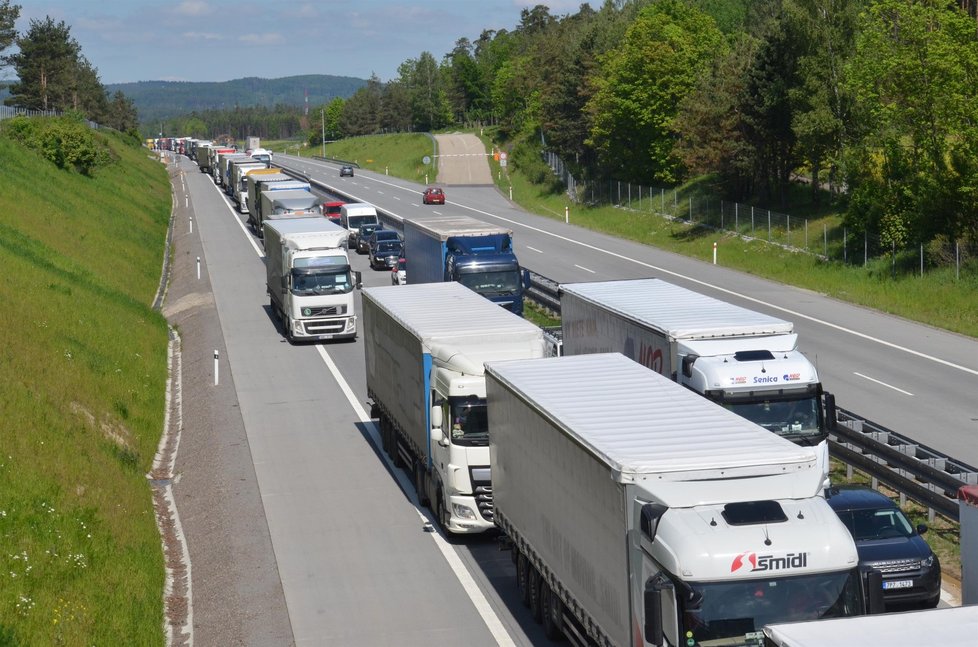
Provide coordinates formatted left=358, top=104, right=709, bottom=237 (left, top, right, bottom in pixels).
left=473, top=483, right=493, bottom=522
left=302, top=319, right=347, bottom=335
left=302, top=305, right=345, bottom=317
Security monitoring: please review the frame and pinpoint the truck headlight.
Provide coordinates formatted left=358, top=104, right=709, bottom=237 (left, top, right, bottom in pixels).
left=452, top=504, right=477, bottom=520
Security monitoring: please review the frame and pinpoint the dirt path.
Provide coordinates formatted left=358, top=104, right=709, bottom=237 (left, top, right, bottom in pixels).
left=434, top=133, right=494, bottom=185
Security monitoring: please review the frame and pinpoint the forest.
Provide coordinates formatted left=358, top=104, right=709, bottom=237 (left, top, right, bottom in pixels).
left=306, top=0, right=978, bottom=264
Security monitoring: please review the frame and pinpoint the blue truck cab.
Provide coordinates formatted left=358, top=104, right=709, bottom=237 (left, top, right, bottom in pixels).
left=403, top=215, right=529, bottom=316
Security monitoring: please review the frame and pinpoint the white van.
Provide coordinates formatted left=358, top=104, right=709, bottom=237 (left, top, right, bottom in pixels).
left=339, top=203, right=381, bottom=252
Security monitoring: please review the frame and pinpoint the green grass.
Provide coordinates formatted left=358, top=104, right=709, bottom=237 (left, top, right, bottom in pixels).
left=0, top=126, right=171, bottom=645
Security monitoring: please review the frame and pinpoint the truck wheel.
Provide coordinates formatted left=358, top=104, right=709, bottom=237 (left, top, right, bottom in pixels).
left=415, top=464, right=430, bottom=507
left=541, top=581, right=563, bottom=640
left=516, top=552, right=531, bottom=607
left=528, top=567, right=543, bottom=622
left=391, top=436, right=404, bottom=468
left=284, top=316, right=294, bottom=344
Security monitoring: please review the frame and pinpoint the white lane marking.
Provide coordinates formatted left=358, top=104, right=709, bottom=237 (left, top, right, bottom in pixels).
left=392, top=196, right=401, bottom=201
left=574, top=264, right=596, bottom=274
left=527, top=246, right=543, bottom=253
left=853, top=373, right=914, bottom=396
left=432, top=210, right=442, bottom=216
left=298, top=167, right=977, bottom=378
left=201, top=171, right=515, bottom=646
left=313, top=347, right=516, bottom=647
left=376, top=191, right=385, bottom=195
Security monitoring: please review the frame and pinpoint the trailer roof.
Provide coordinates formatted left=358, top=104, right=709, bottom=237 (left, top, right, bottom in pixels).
left=364, top=282, right=541, bottom=342
left=407, top=214, right=511, bottom=239
left=485, top=353, right=816, bottom=478
left=263, top=218, right=344, bottom=236
left=561, top=278, right=793, bottom=339
left=763, top=605, right=978, bottom=646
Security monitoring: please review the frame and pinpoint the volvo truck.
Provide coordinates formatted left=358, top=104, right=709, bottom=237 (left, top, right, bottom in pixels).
left=264, top=218, right=360, bottom=343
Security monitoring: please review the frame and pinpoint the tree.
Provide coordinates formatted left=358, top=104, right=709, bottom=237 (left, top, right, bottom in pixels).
left=0, top=0, right=20, bottom=69
left=844, top=0, right=978, bottom=250
left=107, top=90, right=138, bottom=132
left=586, top=0, right=726, bottom=184
left=339, top=74, right=383, bottom=136
left=5, top=17, right=80, bottom=111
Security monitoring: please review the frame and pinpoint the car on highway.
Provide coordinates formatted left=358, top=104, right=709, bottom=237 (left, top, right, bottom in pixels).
left=391, top=257, right=407, bottom=285
left=825, top=485, right=941, bottom=610
left=421, top=187, right=445, bottom=205
left=340, top=165, right=354, bottom=177
left=367, top=230, right=403, bottom=270
left=322, top=201, right=344, bottom=224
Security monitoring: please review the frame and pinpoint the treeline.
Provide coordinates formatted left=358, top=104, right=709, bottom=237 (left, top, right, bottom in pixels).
left=309, top=0, right=978, bottom=259
left=165, top=104, right=307, bottom=142
left=0, top=3, right=138, bottom=134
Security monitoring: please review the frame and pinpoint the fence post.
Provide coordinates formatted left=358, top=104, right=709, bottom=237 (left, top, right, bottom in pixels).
left=735, top=203, right=739, bottom=231
left=920, top=243, right=924, bottom=277
left=823, top=223, right=827, bottom=258
left=720, top=201, right=724, bottom=229
left=844, top=228, right=847, bottom=263
left=787, top=215, right=790, bottom=246
left=767, top=210, right=771, bottom=241
left=751, top=206, right=755, bottom=235
left=689, top=197, right=693, bottom=224
left=864, top=232, right=867, bottom=266
left=957, top=242, right=961, bottom=280
left=805, top=219, right=808, bottom=249
left=891, top=241, right=896, bottom=277
left=617, top=181, right=621, bottom=204
left=661, top=188, right=665, bottom=213
left=628, top=183, right=631, bottom=208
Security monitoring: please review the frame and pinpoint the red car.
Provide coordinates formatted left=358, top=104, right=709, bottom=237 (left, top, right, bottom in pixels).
left=422, top=187, right=445, bottom=205
left=322, top=201, right=344, bottom=224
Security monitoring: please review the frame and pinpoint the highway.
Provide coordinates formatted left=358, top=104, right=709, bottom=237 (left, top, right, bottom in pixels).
left=277, top=154, right=978, bottom=468
left=178, top=150, right=971, bottom=645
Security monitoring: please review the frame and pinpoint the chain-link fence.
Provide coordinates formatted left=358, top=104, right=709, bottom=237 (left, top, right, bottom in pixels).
left=543, top=150, right=972, bottom=278
left=0, top=104, right=101, bottom=130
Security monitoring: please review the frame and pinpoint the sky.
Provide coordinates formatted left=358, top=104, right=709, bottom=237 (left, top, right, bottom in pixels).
left=10, top=0, right=594, bottom=85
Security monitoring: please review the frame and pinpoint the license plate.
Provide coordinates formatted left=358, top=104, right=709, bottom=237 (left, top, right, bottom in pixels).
left=883, top=579, right=913, bottom=590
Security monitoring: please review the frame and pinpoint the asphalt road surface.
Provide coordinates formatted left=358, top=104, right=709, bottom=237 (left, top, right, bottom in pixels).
left=166, top=148, right=969, bottom=645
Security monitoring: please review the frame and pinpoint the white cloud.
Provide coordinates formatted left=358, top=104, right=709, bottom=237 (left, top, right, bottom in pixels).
left=238, top=33, right=285, bottom=46
left=182, top=31, right=224, bottom=41
left=175, top=1, right=213, bottom=17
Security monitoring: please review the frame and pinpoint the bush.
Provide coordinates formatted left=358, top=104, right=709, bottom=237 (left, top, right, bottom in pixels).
left=3, top=115, right=112, bottom=175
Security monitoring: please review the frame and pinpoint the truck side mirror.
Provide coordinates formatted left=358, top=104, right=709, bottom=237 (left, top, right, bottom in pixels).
left=866, top=568, right=885, bottom=614
left=354, top=271, right=362, bottom=289
left=644, top=574, right=672, bottom=646
left=823, top=392, right=837, bottom=431
left=281, top=276, right=289, bottom=290
left=681, top=355, right=698, bottom=379
left=430, top=406, right=443, bottom=430
left=522, top=269, right=531, bottom=290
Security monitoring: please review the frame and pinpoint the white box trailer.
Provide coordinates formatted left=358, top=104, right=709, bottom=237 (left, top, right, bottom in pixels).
left=228, top=158, right=268, bottom=203
left=247, top=176, right=311, bottom=233
left=560, top=278, right=832, bottom=448
left=264, top=218, right=359, bottom=342
left=259, top=189, right=320, bottom=231
left=485, top=353, right=873, bottom=647
left=363, top=282, right=545, bottom=533
left=763, top=605, right=978, bottom=646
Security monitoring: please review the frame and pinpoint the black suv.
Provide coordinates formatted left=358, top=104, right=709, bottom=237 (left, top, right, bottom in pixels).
left=825, top=485, right=941, bottom=609
left=367, top=230, right=403, bottom=270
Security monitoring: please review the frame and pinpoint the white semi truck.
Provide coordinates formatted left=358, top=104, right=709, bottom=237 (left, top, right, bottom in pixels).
left=263, top=218, right=360, bottom=343
left=485, top=352, right=879, bottom=647
left=247, top=176, right=312, bottom=234
left=560, top=278, right=832, bottom=448
left=762, top=605, right=976, bottom=646
left=362, top=282, right=545, bottom=534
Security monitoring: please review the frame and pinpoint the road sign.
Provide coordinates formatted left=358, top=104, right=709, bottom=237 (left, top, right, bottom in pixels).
left=500, top=151, right=508, bottom=167
left=422, top=155, right=431, bottom=165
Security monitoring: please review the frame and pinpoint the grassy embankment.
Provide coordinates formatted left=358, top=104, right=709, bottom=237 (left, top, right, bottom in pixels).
left=268, top=134, right=437, bottom=185
left=0, top=121, right=171, bottom=645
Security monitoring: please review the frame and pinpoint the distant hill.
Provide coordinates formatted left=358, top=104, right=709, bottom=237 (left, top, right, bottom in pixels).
left=106, top=74, right=368, bottom=126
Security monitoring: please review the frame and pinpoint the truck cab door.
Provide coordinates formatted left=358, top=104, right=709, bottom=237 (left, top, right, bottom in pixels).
left=631, top=498, right=679, bottom=647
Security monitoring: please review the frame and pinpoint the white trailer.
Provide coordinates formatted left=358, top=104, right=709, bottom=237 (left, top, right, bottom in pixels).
left=263, top=218, right=359, bottom=342
left=228, top=158, right=268, bottom=203
left=763, top=605, right=977, bottom=646
left=560, top=278, right=832, bottom=448
left=485, top=353, right=875, bottom=647
left=259, top=189, right=320, bottom=231
left=246, top=176, right=311, bottom=233
left=363, top=282, right=545, bottom=534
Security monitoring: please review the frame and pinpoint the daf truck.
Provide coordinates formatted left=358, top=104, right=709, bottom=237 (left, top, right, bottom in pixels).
left=264, top=218, right=360, bottom=343
left=485, top=352, right=880, bottom=647
left=363, top=282, right=545, bottom=534
left=402, top=215, right=529, bottom=317
left=560, top=278, right=832, bottom=448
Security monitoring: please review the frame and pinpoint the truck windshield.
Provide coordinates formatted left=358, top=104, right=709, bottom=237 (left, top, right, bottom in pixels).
left=291, top=269, right=353, bottom=295
left=448, top=398, right=489, bottom=446
left=457, top=269, right=520, bottom=297
left=722, top=395, right=823, bottom=443
left=681, top=570, right=862, bottom=646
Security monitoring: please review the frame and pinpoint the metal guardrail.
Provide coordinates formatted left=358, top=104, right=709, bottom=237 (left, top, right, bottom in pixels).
left=524, top=270, right=976, bottom=521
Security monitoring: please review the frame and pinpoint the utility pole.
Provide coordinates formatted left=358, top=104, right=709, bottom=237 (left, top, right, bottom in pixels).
left=321, top=108, right=326, bottom=158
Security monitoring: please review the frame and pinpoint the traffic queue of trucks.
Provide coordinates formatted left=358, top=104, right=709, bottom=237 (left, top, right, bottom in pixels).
left=165, top=141, right=945, bottom=642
